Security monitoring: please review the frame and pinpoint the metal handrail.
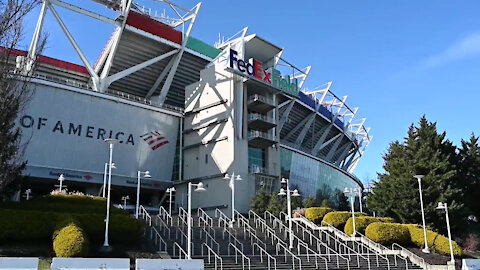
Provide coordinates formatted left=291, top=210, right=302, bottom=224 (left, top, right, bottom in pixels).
left=202, top=243, right=223, bottom=270
left=228, top=243, right=251, bottom=270
left=215, top=208, right=231, bottom=223
left=197, top=208, right=214, bottom=227
left=159, top=206, right=173, bottom=225
left=199, top=227, right=220, bottom=254
left=173, top=242, right=188, bottom=259
left=218, top=216, right=229, bottom=228
left=276, top=242, right=302, bottom=269
left=252, top=242, right=277, bottom=270
left=296, top=240, right=330, bottom=270
left=393, top=243, right=425, bottom=269
left=279, top=211, right=288, bottom=223
left=155, top=214, right=171, bottom=239
left=234, top=210, right=267, bottom=249
left=150, top=226, right=167, bottom=252
left=355, top=232, right=392, bottom=270
left=139, top=205, right=152, bottom=226
left=223, top=228, right=244, bottom=252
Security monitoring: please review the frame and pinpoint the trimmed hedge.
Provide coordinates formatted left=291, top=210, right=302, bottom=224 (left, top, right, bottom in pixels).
left=323, top=211, right=365, bottom=229
left=344, top=216, right=395, bottom=236
left=404, top=224, right=462, bottom=256
left=0, top=209, right=141, bottom=245
left=305, top=207, right=333, bottom=224
left=365, top=222, right=410, bottom=245
left=53, top=222, right=89, bottom=257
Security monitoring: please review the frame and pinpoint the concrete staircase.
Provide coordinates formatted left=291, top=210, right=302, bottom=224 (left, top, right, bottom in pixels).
left=139, top=206, right=425, bottom=270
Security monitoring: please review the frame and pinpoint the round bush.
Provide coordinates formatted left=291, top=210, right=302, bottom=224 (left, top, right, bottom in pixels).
left=305, top=207, right=333, bottom=224
left=404, top=224, right=462, bottom=256
left=344, top=216, right=394, bottom=236
left=323, top=211, right=365, bottom=229
left=365, top=222, right=410, bottom=245
left=53, top=222, right=89, bottom=257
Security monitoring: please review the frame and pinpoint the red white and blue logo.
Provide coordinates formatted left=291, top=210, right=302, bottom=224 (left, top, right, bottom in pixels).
left=140, top=131, right=170, bottom=151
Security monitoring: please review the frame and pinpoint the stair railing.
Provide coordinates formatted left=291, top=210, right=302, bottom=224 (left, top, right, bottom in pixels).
left=275, top=242, right=302, bottom=269
left=175, top=226, right=194, bottom=254
left=252, top=242, right=277, bottom=270
left=354, top=232, right=392, bottom=270
left=173, top=242, right=188, bottom=259
left=199, top=227, right=220, bottom=254
left=215, top=208, right=232, bottom=224
left=197, top=208, right=214, bottom=227
left=150, top=226, right=167, bottom=252
left=139, top=205, right=152, bottom=226
left=279, top=211, right=288, bottom=223
left=158, top=206, right=173, bottom=226
left=392, top=243, right=425, bottom=270
left=202, top=243, right=223, bottom=270
left=265, top=225, right=288, bottom=247
left=296, top=240, right=330, bottom=270
left=293, top=220, right=363, bottom=269
left=155, top=214, right=171, bottom=239
left=228, top=242, right=251, bottom=270
left=178, top=207, right=194, bottom=227
left=217, top=216, right=229, bottom=228
left=222, top=228, right=244, bottom=252
left=234, top=210, right=267, bottom=249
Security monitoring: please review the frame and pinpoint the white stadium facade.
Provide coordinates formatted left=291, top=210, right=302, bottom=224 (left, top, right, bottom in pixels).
left=14, top=0, right=371, bottom=213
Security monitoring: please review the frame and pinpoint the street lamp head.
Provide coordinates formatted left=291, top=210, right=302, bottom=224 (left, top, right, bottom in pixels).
left=436, top=202, right=446, bottom=210
left=143, top=171, right=152, bottom=178
left=235, top=175, right=242, bottom=181
left=343, top=187, right=350, bottom=194
left=414, top=175, right=425, bottom=180
left=194, top=182, right=206, bottom=192
left=278, top=188, right=287, bottom=196
left=281, top=178, right=287, bottom=184
left=292, top=189, right=300, bottom=197
left=110, top=163, right=117, bottom=169
left=104, top=138, right=119, bottom=145
left=58, top=174, right=65, bottom=181
left=223, top=174, right=230, bottom=180
left=167, top=186, right=176, bottom=192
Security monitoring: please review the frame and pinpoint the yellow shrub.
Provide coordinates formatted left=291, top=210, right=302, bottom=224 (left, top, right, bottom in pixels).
left=323, top=211, right=365, bottom=229
left=53, top=223, right=89, bottom=257
left=344, top=216, right=394, bottom=236
left=404, top=224, right=462, bottom=256
left=365, top=222, right=410, bottom=245
left=305, top=207, right=333, bottom=224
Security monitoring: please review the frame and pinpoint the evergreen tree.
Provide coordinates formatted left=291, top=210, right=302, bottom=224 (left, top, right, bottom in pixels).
left=458, top=134, right=480, bottom=218
left=267, top=192, right=283, bottom=216
left=250, top=192, right=270, bottom=215
left=367, top=116, right=464, bottom=231
left=304, top=196, right=316, bottom=208
left=291, top=196, right=303, bottom=210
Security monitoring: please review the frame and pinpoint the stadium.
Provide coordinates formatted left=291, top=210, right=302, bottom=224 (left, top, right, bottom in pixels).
left=15, top=0, right=371, bottom=213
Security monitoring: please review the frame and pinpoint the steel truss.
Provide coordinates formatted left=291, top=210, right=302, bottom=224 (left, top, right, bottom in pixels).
left=26, top=0, right=202, bottom=106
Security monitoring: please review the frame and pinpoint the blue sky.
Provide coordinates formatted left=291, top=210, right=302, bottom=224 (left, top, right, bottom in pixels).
left=20, top=1, right=480, bottom=183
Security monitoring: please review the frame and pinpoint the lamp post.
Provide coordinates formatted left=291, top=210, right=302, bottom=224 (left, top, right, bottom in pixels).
left=24, top=189, right=32, bottom=201
left=187, top=182, right=206, bottom=259
left=223, top=173, right=242, bottom=227
left=135, top=170, right=152, bottom=219
left=103, top=138, right=118, bottom=248
left=344, top=187, right=359, bottom=236
left=278, top=178, right=300, bottom=249
left=436, top=202, right=455, bottom=265
left=121, top=195, right=129, bottom=210
left=357, top=187, right=363, bottom=213
left=414, top=174, right=430, bottom=253
left=166, top=187, right=176, bottom=216
left=102, top=163, right=116, bottom=198
left=55, top=174, right=66, bottom=192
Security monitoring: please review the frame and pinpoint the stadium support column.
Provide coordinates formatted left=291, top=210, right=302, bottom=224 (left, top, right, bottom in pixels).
left=26, top=0, right=47, bottom=72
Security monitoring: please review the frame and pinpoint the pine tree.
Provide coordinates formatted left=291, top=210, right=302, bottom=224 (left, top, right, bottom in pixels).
left=304, top=196, right=316, bottom=208
left=267, top=192, right=283, bottom=216
left=367, top=116, right=464, bottom=231
left=458, top=134, right=480, bottom=218
left=250, top=192, right=270, bottom=215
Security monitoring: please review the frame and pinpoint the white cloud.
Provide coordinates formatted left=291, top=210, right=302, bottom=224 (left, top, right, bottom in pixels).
left=421, top=33, right=480, bottom=69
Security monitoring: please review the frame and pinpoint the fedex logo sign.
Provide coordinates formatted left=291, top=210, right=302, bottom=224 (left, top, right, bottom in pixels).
left=229, top=49, right=271, bottom=83
left=228, top=49, right=299, bottom=96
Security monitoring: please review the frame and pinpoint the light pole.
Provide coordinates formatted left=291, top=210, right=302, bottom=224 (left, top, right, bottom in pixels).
left=278, top=178, right=300, bottom=249
left=102, top=163, right=116, bottom=198
left=223, top=173, right=242, bottom=227
left=344, top=187, right=359, bottom=236
left=121, top=195, right=129, bottom=210
left=24, top=189, right=32, bottom=201
left=357, top=187, right=363, bottom=213
left=55, top=174, right=66, bottom=192
left=414, top=174, right=430, bottom=253
left=166, top=187, right=176, bottom=216
left=135, top=170, right=152, bottom=219
left=436, top=202, right=455, bottom=265
left=103, top=138, right=118, bottom=248
left=187, top=182, right=206, bottom=259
